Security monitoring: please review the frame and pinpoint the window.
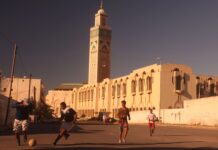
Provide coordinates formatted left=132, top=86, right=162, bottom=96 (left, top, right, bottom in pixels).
left=112, top=85, right=116, bottom=98
left=72, top=93, right=74, bottom=103
left=88, top=90, right=90, bottom=101
left=175, top=75, right=182, bottom=91
left=79, top=92, right=81, bottom=102
left=196, top=83, right=201, bottom=98
left=131, top=80, right=136, bottom=94
left=84, top=91, right=87, bottom=101
left=102, top=86, right=105, bottom=99
left=122, top=83, right=126, bottom=96
left=117, top=84, right=121, bottom=98
left=139, top=78, right=144, bottom=93
left=91, top=89, right=94, bottom=101
left=209, top=83, right=215, bottom=96
left=81, top=92, right=83, bottom=101
left=146, top=76, right=152, bottom=91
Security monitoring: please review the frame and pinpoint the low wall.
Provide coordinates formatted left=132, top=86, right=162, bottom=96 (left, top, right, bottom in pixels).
left=160, top=108, right=186, bottom=124
left=129, top=96, right=218, bottom=126
left=160, top=96, right=218, bottom=126
left=129, top=110, right=160, bottom=124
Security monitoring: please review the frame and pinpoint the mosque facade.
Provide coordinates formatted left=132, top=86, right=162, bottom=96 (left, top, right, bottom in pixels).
left=46, top=3, right=218, bottom=120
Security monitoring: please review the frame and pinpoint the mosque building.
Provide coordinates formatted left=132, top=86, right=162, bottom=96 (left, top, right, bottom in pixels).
left=46, top=2, right=218, bottom=122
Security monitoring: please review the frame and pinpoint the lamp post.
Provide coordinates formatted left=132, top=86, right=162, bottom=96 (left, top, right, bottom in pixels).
left=0, top=32, right=18, bottom=126
left=4, top=43, right=18, bottom=126
left=156, top=57, right=161, bottom=65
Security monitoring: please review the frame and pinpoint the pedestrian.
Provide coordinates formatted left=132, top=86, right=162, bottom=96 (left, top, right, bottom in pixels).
left=53, top=102, right=77, bottom=145
left=147, top=108, right=157, bottom=136
left=117, top=100, right=130, bottom=144
left=12, top=99, right=33, bottom=146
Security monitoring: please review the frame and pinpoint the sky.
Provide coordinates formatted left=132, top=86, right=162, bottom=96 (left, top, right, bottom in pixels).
left=0, top=0, right=218, bottom=91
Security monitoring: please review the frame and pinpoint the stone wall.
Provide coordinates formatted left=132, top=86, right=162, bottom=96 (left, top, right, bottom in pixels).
left=160, top=96, right=218, bottom=126
left=129, top=110, right=160, bottom=124
left=129, top=96, right=218, bottom=126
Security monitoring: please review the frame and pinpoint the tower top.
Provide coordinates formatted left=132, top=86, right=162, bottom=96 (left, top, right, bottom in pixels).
left=97, top=0, right=106, bottom=15
left=100, top=0, right=103, bottom=9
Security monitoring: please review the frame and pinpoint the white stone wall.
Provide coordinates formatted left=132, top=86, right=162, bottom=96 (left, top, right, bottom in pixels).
left=160, top=96, right=218, bottom=126
left=129, top=110, right=160, bottom=124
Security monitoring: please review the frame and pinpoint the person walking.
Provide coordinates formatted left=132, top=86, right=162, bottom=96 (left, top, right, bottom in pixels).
left=117, top=100, right=130, bottom=144
left=147, top=108, right=157, bottom=136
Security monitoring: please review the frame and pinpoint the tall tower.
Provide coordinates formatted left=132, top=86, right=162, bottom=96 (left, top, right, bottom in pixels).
left=88, top=1, right=112, bottom=84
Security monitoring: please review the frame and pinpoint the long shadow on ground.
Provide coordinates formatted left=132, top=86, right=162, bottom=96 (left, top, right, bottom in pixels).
left=22, top=140, right=218, bottom=150
left=25, top=146, right=218, bottom=150
left=0, top=122, right=103, bottom=136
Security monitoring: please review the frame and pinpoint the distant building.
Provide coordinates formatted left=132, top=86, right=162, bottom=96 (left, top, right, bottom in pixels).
left=0, top=74, right=45, bottom=125
left=46, top=3, right=218, bottom=121
left=46, top=83, right=83, bottom=117
left=0, top=76, right=45, bottom=106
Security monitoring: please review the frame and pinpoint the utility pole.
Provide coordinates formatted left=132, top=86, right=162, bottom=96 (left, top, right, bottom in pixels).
left=4, top=43, right=17, bottom=126
left=28, top=74, right=32, bottom=101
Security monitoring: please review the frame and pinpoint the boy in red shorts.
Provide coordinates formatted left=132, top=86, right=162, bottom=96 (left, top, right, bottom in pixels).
left=147, top=108, right=157, bottom=136
left=117, top=100, right=131, bottom=144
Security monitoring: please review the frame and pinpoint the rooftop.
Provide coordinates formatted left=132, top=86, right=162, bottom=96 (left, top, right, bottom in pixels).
left=53, top=83, right=84, bottom=90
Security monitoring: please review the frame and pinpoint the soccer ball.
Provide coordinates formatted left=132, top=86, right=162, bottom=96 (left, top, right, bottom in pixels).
left=28, top=138, right=37, bottom=147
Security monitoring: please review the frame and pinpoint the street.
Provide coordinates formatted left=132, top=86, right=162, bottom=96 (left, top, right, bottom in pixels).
left=1, top=122, right=218, bottom=150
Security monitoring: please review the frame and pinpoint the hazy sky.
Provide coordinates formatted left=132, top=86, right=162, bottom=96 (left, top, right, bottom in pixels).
left=1, top=0, right=218, bottom=90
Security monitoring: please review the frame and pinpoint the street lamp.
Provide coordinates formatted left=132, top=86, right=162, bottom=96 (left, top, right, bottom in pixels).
left=156, top=57, right=161, bottom=65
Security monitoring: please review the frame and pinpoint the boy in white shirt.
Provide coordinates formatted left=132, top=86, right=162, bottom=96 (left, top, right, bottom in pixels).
left=53, top=102, right=77, bottom=145
left=147, top=108, right=157, bottom=136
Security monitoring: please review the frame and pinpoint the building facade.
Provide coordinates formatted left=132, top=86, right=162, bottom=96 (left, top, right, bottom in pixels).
left=46, top=4, right=218, bottom=119
left=0, top=74, right=45, bottom=125
left=46, top=83, right=83, bottom=117
left=0, top=76, right=45, bottom=106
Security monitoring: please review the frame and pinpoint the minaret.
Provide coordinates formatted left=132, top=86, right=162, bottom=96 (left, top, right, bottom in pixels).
left=88, top=1, right=112, bottom=84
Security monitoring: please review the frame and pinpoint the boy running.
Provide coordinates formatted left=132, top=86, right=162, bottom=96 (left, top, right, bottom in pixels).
left=53, top=102, right=77, bottom=145
left=147, top=108, right=157, bottom=136
left=117, top=100, right=130, bottom=144
left=12, top=99, right=32, bottom=146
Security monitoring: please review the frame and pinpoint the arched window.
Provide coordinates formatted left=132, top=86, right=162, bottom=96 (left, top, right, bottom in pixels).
left=87, top=90, right=90, bottom=101
left=196, top=82, right=203, bottom=98
left=208, top=78, right=215, bottom=96
left=131, top=80, right=136, bottom=94
left=82, top=92, right=84, bottom=102
left=122, top=83, right=127, bottom=96
left=172, top=68, right=182, bottom=92
left=139, top=78, right=144, bottom=93
left=216, top=82, right=218, bottom=94
left=209, top=83, right=215, bottom=96
left=91, top=89, right=94, bottom=101
left=146, top=76, right=152, bottom=92
left=175, top=75, right=182, bottom=91
left=72, top=93, right=74, bottom=103
left=112, top=85, right=116, bottom=98
left=84, top=91, right=87, bottom=101
left=102, top=86, right=105, bottom=99
left=117, top=84, right=121, bottom=98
